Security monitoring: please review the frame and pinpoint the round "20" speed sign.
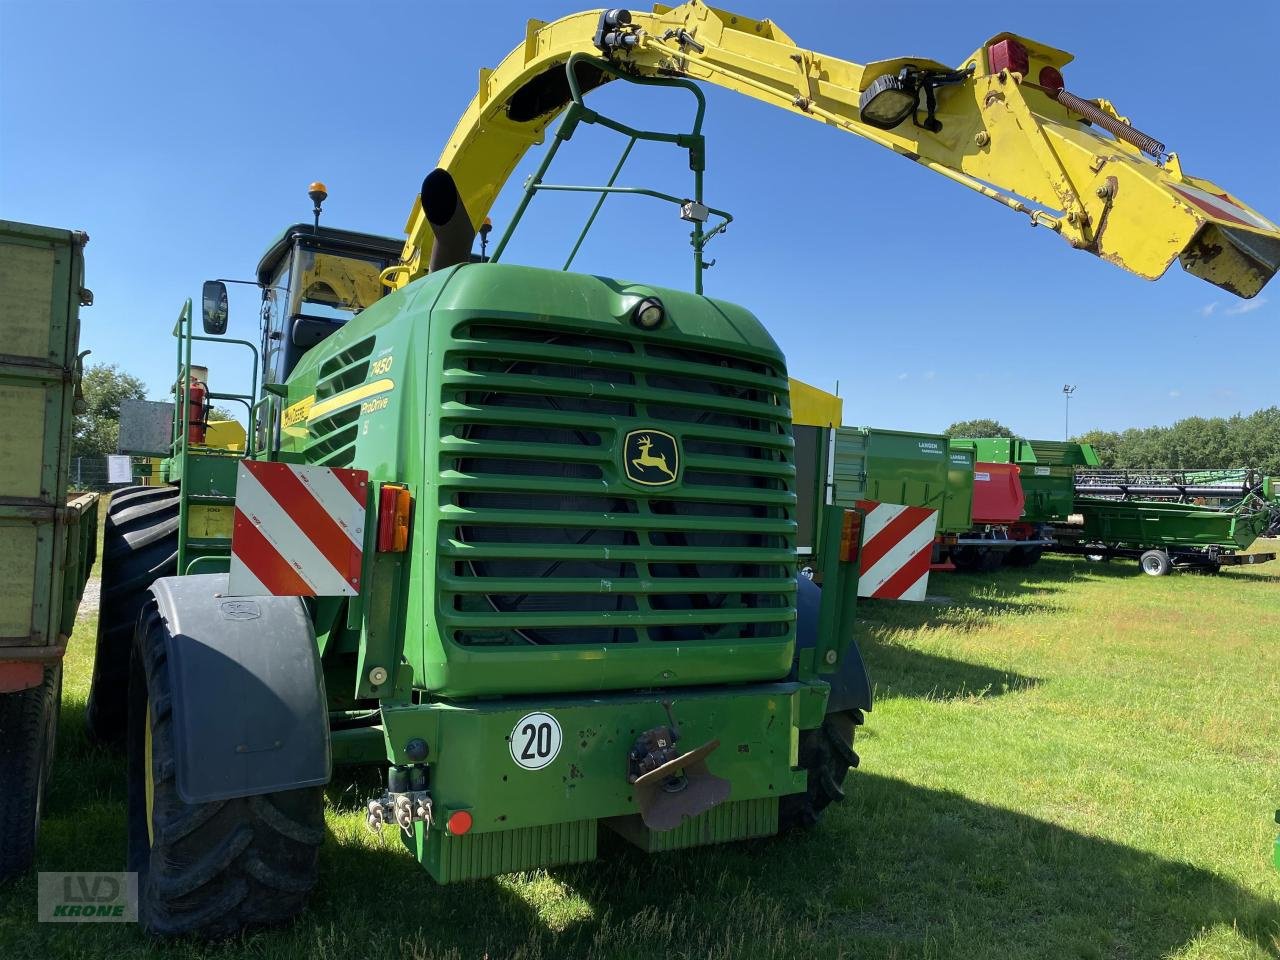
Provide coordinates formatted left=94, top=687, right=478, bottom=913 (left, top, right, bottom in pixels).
left=509, top=712, right=562, bottom=770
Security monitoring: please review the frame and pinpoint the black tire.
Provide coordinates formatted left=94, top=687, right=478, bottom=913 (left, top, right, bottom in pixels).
left=0, top=664, right=62, bottom=880
left=1139, top=549, right=1172, bottom=577
left=950, top=547, right=977, bottom=572
left=977, top=549, right=1004, bottom=573
left=109, top=485, right=173, bottom=509
left=85, top=486, right=180, bottom=745
left=1005, top=545, right=1044, bottom=567
left=779, top=710, right=861, bottom=831
left=127, top=597, right=324, bottom=939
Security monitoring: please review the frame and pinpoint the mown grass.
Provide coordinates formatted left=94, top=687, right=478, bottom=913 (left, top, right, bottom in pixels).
left=1, top=530, right=1277, bottom=959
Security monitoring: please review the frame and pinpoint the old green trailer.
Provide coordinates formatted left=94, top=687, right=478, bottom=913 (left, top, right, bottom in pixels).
left=0, top=220, right=99, bottom=879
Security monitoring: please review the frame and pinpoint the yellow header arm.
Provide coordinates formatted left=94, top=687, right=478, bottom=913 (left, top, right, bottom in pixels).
left=392, top=1, right=1279, bottom=298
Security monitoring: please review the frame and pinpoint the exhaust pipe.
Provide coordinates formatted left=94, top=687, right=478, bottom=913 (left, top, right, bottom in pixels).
left=420, top=168, right=476, bottom=273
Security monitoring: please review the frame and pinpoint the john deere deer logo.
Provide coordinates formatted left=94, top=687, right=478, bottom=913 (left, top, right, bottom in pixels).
left=624, top=429, right=679, bottom=486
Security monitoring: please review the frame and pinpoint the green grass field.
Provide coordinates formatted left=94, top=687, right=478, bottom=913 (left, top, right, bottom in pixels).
left=2, top=534, right=1277, bottom=959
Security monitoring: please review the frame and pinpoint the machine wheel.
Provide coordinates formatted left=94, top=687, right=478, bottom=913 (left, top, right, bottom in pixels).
left=0, top=665, right=61, bottom=880
left=1005, top=545, right=1043, bottom=567
left=85, top=486, right=180, bottom=746
left=949, top=548, right=977, bottom=572
left=779, top=710, right=861, bottom=831
left=977, top=549, right=1004, bottom=573
left=1139, top=549, right=1172, bottom=577
left=127, top=597, right=324, bottom=939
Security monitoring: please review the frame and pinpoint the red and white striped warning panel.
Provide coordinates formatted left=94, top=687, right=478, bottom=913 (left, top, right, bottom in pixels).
left=854, top=499, right=939, bottom=602
left=227, top=461, right=368, bottom=597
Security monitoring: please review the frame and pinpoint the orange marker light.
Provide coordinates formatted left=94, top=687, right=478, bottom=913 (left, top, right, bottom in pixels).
left=839, top=509, right=862, bottom=563
left=446, top=810, right=473, bottom=836
left=376, top=483, right=412, bottom=553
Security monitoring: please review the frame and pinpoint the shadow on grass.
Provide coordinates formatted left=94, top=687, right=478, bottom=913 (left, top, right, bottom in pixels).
left=304, top=774, right=1279, bottom=960
left=860, top=640, right=1039, bottom=702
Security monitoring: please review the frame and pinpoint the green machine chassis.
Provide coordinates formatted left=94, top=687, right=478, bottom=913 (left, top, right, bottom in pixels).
left=148, top=58, right=865, bottom=886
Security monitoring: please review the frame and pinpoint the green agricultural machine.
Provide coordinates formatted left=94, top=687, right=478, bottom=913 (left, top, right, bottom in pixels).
left=85, top=67, right=868, bottom=939
left=79, top=0, right=1280, bottom=937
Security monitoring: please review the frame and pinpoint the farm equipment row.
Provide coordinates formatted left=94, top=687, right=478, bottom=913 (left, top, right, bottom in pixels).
left=4, top=0, right=1280, bottom=937
left=791, top=398, right=1278, bottom=580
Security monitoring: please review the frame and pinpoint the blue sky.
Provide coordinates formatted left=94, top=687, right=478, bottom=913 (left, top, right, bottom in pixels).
left=3, top=0, right=1277, bottom=439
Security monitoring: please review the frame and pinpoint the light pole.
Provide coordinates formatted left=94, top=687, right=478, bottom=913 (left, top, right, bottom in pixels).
left=1062, top=384, right=1077, bottom=440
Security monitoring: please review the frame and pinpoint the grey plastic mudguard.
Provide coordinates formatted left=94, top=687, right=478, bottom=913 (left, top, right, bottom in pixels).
left=149, top=573, right=331, bottom=804
left=792, top=574, right=873, bottom=714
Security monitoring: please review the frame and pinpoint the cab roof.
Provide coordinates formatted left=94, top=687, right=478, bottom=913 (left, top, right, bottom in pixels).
left=256, top=223, right=404, bottom=284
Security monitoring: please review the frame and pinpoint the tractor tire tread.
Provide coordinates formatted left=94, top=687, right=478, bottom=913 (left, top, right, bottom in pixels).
left=85, top=489, right=180, bottom=746
left=128, top=599, right=323, bottom=939
left=778, top=709, right=861, bottom=832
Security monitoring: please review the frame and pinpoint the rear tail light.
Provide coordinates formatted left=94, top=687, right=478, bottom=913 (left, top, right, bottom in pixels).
left=839, top=509, right=863, bottom=563
left=988, top=38, right=1029, bottom=76
left=446, top=810, right=473, bottom=836
left=376, top=483, right=412, bottom=553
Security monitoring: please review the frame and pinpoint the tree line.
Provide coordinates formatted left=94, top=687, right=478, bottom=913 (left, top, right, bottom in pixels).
left=946, top=408, right=1280, bottom=475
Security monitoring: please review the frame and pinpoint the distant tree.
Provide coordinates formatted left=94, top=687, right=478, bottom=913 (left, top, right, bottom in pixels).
left=944, top=418, right=1015, bottom=439
left=73, top=363, right=147, bottom=457
left=1073, top=406, right=1280, bottom=473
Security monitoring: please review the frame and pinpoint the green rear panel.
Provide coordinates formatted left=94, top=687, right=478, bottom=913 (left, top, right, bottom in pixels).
left=0, top=221, right=92, bottom=650
left=943, top=447, right=975, bottom=533
left=832, top=427, right=949, bottom=512
left=385, top=681, right=820, bottom=882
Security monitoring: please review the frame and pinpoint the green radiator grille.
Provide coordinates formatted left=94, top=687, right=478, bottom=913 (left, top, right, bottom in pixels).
left=438, top=319, right=796, bottom=647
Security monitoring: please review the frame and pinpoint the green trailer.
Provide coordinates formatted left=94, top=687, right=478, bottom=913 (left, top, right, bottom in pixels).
left=952, top=437, right=1100, bottom=524
left=949, top=437, right=1100, bottom=567
left=792, top=424, right=972, bottom=571
left=1062, top=495, right=1276, bottom=575
left=0, top=220, right=99, bottom=879
left=831, top=427, right=951, bottom=518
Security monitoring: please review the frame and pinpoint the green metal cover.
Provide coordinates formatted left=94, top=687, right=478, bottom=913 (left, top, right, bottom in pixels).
left=832, top=427, right=949, bottom=513
left=943, top=446, right=975, bottom=533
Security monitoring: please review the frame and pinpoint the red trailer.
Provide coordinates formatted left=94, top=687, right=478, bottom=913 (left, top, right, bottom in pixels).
left=948, top=463, right=1052, bottom=572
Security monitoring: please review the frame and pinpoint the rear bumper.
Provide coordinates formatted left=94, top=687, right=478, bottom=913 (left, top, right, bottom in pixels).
left=381, top=679, right=829, bottom=881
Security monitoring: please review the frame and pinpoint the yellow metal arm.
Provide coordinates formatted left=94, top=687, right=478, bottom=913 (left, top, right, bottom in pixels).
left=392, top=1, right=1279, bottom=298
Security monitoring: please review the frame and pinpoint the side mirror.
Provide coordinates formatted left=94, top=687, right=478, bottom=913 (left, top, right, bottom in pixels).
left=201, top=280, right=229, bottom=335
